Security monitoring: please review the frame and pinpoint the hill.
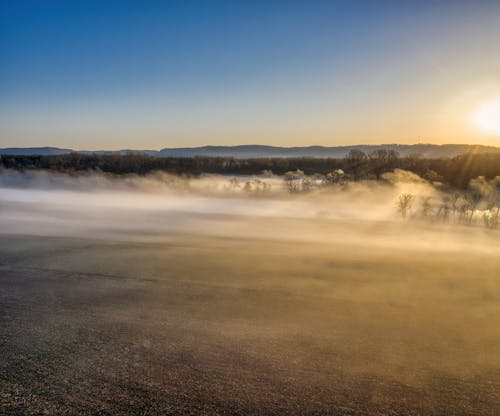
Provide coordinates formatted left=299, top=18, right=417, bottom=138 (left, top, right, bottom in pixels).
left=1, top=144, right=500, bottom=158
left=0, top=147, right=73, bottom=156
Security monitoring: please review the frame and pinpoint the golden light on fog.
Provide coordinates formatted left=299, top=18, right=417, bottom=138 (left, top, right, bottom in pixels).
left=473, top=98, right=500, bottom=135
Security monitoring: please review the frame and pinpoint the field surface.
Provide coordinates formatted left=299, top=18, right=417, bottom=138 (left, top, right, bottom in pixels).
left=1, top=226, right=499, bottom=415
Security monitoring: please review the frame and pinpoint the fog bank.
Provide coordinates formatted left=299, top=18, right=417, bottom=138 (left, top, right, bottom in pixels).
left=0, top=169, right=497, bottom=254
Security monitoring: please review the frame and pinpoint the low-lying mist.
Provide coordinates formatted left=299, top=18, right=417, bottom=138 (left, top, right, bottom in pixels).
left=0, top=168, right=498, bottom=254
left=2, top=168, right=500, bottom=415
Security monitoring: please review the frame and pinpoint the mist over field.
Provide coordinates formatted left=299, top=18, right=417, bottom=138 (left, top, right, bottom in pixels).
left=0, top=169, right=498, bottom=250
left=1, top=169, right=500, bottom=415
left=4, top=0, right=500, bottom=413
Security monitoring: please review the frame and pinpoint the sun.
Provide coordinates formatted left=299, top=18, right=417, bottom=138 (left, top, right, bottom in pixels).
left=472, top=98, right=500, bottom=135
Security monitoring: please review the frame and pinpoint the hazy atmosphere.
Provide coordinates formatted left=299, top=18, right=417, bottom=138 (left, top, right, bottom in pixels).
left=1, top=1, right=500, bottom=415
left=1, top=167, right=500, bottom=414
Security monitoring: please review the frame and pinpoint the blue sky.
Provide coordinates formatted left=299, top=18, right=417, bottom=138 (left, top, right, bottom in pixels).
left=1, top=1, right=500, bottom=149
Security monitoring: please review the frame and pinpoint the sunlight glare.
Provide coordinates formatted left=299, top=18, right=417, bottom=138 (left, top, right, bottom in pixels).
left=473, top=98, right=500, bottom=135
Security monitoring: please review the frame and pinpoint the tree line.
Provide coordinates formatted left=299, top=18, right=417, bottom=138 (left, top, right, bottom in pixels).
left=1, top=149, right=500, bottom=189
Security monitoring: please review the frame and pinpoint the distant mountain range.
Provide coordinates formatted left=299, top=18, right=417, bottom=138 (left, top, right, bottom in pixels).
left=1, top=144, right=500, bottom=159
left=0, top=147, right=74, bottom=156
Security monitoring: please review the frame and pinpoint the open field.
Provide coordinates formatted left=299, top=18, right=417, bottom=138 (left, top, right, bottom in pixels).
left=1, top=175, right=500, bottom=415
left=4, top=1, right=500, bottom=413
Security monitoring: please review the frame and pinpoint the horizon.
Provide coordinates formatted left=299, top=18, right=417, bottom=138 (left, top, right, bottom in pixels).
left=1, top=1, right=500, bottom=149
left=3, top=141, right=500, bottom=152
left=2, top=4, right=500, bottom=414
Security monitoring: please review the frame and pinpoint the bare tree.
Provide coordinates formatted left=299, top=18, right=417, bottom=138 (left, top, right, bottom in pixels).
left=284, top=170, right=305, bottom=193
left=462, top=192, right=481, bottom=225
left=398, top=193, right=415, bottom=219
left=483, top=194, right=500, bottom=229
left=420, top=196, right=433, bottom=218
left=369, top=149, right=399, bottom=179
left=437, top=196, right=451, bottom=222
left=345, top=149, right=367, bottom=179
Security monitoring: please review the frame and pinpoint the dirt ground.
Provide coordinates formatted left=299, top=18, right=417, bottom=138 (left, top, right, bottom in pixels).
left=1, top=230, right=499, bottom=415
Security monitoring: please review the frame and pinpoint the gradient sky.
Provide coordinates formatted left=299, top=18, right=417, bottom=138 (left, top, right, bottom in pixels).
left=1, top=0, right=500, bottom=150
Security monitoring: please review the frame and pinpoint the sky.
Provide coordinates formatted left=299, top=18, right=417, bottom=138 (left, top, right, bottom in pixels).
left=1, top=0, right=500, bottom=150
